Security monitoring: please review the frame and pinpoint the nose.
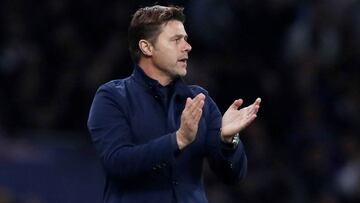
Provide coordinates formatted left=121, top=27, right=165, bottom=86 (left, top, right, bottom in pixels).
left=184, top=40, right=192, bottom=52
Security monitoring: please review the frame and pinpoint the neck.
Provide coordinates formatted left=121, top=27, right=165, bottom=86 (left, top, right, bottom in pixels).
left=138, top=59, right=172, bottom=86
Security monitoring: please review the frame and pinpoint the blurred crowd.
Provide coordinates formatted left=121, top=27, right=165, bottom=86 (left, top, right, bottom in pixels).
left=0, top=0, right=359, bottom=202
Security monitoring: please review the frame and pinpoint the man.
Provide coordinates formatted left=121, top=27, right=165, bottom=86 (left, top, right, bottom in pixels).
left=87, top=5, right=261, bottom=203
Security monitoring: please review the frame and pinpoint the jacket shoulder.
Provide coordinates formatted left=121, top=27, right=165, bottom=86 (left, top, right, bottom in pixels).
left=100, top=77, right=130, bottom=90
left=188, top=85, right=209, bottom=95
left=96, top=77, right=132, bottom=97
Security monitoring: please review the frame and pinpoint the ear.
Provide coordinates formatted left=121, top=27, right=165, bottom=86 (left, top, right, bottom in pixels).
left=139, top=39, right=153, bottom=56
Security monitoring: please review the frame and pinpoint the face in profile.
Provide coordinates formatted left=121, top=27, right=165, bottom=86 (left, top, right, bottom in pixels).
left=150, top=20, right=192, bottom=79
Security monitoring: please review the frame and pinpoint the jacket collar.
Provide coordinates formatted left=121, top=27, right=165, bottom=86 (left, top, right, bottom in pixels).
left=132, top=64, right=193, bottom=99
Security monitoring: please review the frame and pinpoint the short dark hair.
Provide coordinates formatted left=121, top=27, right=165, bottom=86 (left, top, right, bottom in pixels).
left=128, top=5, right=185, bottom=63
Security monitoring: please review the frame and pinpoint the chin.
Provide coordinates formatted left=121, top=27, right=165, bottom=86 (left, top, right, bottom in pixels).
left=171, top=65, right=187, bottom=78
left=178, top=69, right=187, bottom=77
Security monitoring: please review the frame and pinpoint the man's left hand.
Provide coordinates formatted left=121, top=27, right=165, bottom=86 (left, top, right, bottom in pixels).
left=220, top=98, right=261, bottom=143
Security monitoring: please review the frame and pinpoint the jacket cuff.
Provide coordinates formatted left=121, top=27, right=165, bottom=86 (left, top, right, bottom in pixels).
left=170, top=132, right=181, bottom=157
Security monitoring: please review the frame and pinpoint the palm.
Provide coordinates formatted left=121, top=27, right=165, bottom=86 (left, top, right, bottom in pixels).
left=221, top=98, right=261, bottom=139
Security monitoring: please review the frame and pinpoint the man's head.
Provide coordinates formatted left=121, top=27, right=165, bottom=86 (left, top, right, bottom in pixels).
left=128, top=5, right=185, bottom=63
left=128, top=5, right=192, bottom=83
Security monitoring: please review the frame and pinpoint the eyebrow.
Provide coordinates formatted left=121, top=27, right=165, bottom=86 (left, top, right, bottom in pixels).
left=171, top=34, right=188, bottom=40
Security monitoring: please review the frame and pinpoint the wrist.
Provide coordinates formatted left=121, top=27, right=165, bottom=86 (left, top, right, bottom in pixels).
left=220, top=135, right=233, bottom=144
left=220, top=129, right=236, bottom=144
left=220, top=131, right=240, bottom=149
left=176, top=131, right=186, bottom=150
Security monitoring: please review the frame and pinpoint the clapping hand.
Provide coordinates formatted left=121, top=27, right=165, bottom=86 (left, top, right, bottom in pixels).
left=176, top=93, right=205, bottom=149
left=221, top=98, right=261, bottom=143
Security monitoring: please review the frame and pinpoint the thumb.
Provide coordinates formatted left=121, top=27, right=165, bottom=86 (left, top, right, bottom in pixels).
left=228, top=99, right=243, bottom=110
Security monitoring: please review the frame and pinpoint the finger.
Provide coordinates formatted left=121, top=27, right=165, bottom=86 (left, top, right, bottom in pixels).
left=253, top=104, right=260, bottom=114
left=251, top=98, right=261, bottom=114
left=182, top=98, right=194, bottom=118
left=193, top=93, right=206, bottom=104
left=238, top=111, right=258, bottom=127
left=190, top=93, right=205, bottom=112
left=196, top=93, right=206, bottom=100
left=183, top=94, right=204, bottom=118
left=228, top=99, right=243, bottom=110
left=183, top=97, right=192, bottom=112
left=254, top=97, right=261, bottom=105
left=192, top=107, right=203, bottom=124
left=188, top=94, right=205, bottom=114
left=186, top=97, right=192, bottom=107
left=248, top=103, right=260, bottom=115
left=238, top=107, right=256, bottom=123
left=242, top=105, right=254, bottom=117
left=246, top=114, right=257, bottom=125
left=190, top=100, right=205, bottom=118
left=247, top=98, right=261, bottom=114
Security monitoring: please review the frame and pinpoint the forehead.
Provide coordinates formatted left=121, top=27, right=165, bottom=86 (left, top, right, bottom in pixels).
left=159, top=20, right=187, bottom=37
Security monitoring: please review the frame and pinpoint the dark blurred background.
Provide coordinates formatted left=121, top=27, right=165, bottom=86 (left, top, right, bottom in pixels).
left=0, top=0, right=359, bottom=202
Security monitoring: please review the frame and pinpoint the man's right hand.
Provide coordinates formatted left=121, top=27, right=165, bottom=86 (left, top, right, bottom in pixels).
left=176, top=93, right=205, bottom=150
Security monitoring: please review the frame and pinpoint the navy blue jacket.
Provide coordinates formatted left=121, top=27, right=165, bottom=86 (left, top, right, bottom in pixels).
left=87, top=65, right=247, bottom=203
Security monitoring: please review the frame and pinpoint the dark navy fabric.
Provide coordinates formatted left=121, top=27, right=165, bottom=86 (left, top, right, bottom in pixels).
left=87, top=65, right=247, bottom=203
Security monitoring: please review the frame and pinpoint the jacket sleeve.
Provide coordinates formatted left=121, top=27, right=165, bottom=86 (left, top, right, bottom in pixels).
left=87, top=84, right=179, bottom=181
left=204, top=95, right=248, bottom=185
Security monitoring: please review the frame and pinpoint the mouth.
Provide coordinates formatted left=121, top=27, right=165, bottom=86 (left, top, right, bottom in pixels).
left=178, top=58, right=188, bottom=64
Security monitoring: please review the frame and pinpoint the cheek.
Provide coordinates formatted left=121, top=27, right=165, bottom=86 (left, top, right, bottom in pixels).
left=153, top=43, right=178, bottom=65
left=154, top=51, right=175, bottom=68
left=160, top=49, right=177, bottom=63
